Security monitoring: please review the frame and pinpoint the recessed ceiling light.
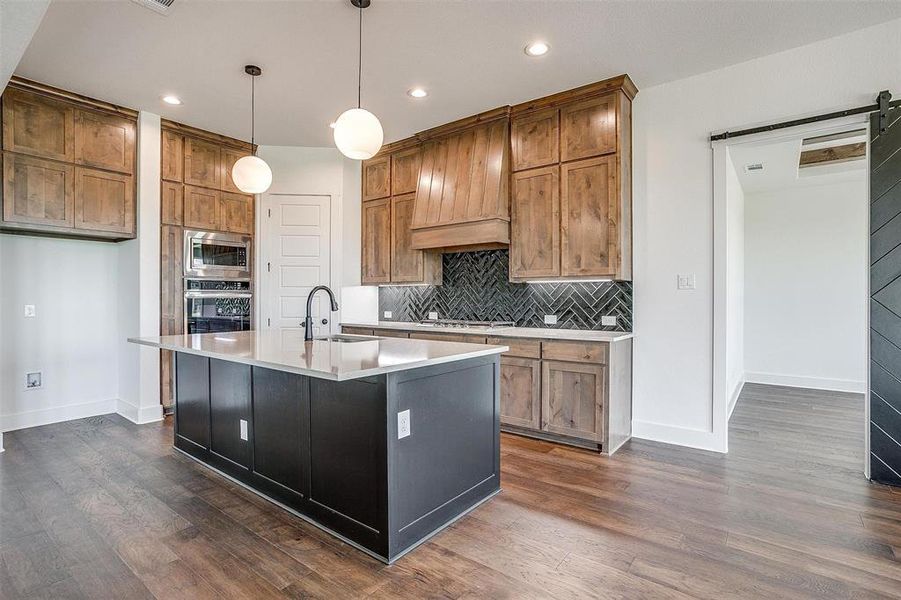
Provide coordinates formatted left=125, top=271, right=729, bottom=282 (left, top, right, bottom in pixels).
left=524, top=41, right=550, bottom=57
left=161, top=95, right=182, bottom=105
left=329, top=122, right=337, bottom=129
left=407, top=88, right=428, bottom=98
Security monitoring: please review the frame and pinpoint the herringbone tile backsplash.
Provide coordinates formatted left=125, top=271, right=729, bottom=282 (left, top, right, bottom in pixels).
left=378, top=250, right=632, bottom=331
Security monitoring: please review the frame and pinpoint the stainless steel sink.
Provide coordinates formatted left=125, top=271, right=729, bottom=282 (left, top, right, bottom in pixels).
left=315, top=334, right=379, bottom=343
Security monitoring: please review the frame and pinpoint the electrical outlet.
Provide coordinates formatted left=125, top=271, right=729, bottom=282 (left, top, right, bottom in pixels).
left=428, top=311, right=439, bottom=320
left=601, top=316, right=617, bottom=327
left=239, top=419, right=248, bottom=441
left=544, top=314, right=557, bottom=325
left=677, top=274, right=696, bottom=290
left=397, top=409, right=411, bottom=439
left=25, top=371, right=42, bottom=390
left=24, top=305, right=36, bottom=318
left=383, top=310, right=393, bottom=319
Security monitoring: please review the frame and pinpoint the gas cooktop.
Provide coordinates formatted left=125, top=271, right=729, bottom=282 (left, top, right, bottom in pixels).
left=416, top=319, right=515, bottom=329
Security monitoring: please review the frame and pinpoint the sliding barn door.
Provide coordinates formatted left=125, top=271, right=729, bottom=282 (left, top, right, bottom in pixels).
left=869, top=101, right=901, bottom=486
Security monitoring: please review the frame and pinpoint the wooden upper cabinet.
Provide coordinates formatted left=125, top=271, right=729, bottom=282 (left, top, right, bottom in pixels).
left=221, top=192, right=254, bottom=234
left=542, top=360, right=606, bottom=442
left=74, top=167, right=135, bottom=235
left=1, top=88, right=75, bottom=162
left=184, top=185, right=221, bottom=230
left=161, top=130, right=184, bottom=182
left=390, top=193, right=420, bottom=282
left=161, top=180, right=184, bottom=226
left=362, top=198, right=391, bottom=284
left=511, top=108, right=559, bottom=171
left=560, top=156, right=617, bottom=277
left=74, top=109, right=135, bottom=174
left=560, top=94, right=617, bottom=162
left=362, top=156, right=390, bottom=201
left=2, top=153, right=74, bottom=228
left=500, top=357, right=542, bottom=429
left=389, top=192, right=439, bottom=284
left=510, top=166, right=560, bottom=279
left=391, top=147, right=421, bottom=195
left=221, top=147, right=247, bottom=193
left=184, top=136, right=221, bottom=189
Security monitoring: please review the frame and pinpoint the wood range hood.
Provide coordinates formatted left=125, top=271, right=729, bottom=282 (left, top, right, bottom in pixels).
left=409, top=107, right=511, bottom=252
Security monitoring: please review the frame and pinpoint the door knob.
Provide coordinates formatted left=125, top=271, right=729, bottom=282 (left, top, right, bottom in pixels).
left=321, top=318, right=329, bottom=325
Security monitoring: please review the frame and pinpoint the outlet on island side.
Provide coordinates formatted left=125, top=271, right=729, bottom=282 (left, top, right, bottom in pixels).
left=397, top=409, right=411, bottom=439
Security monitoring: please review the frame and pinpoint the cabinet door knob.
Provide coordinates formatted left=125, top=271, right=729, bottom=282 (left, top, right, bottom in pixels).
left=321, top=318, right=329, bottom=325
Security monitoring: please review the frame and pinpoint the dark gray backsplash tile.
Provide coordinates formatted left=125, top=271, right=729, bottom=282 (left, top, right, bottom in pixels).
left=378, top=250, right=632, bottom=331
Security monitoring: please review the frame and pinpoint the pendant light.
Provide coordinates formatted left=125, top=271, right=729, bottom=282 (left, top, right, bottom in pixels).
left=333, top=0, right=383, bottom=160
left=232, top=65, right=273, bottom=194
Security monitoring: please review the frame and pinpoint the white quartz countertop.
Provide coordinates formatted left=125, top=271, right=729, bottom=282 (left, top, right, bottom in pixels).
left=342, top=321, right=634, bottom=343
left=129, top=331, right=507, bottom=381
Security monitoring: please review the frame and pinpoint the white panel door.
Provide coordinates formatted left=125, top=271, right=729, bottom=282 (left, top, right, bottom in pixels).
left=262, top=194, right=331, bottom=351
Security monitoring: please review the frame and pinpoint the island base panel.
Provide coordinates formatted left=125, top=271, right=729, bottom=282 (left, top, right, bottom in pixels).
left=173, top=352, right=500, bottom=563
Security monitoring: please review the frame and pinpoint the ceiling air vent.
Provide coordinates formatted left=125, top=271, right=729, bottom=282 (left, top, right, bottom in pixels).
left=744, top=163, right=764, bottom=173
left=131, top=0, right=175, bottom=15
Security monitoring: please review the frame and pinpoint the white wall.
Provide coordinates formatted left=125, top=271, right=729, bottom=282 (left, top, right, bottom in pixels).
left=116, top=111, right=162, bottom=424
left=744, top=179, right=868, bottom=392
left=725, top=151, right=745, bottom=417
left=0, top=236, right=120, bottom=432
left=632, top=18, right=901, bottom=451
left=255, top=146, right=366, bottom=327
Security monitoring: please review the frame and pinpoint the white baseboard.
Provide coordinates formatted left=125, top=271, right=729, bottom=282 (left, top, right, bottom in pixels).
left=728, top=377, right=745, bottom=421
left=631, top=420, right=726, bottom=453
left=744, top=371, right=865, bottom=394
left=1, top=398, right=117, bottom=433
left=117, top=399, right=164, bottom=425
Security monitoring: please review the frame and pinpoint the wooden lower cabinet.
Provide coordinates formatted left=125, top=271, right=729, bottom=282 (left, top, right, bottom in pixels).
left=541, top=360, right=606, bottom=442
left=499, top=357, right=541, bottom=429
left=160, top=224, right=184, bottom=410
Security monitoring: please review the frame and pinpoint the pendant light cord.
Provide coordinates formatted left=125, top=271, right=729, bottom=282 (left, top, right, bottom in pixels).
left=251, top=73, right=256, bottom=149
left=357, top=2, right=362, bottom=108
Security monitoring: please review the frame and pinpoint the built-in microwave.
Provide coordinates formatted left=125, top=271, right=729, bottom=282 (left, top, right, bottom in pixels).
left=184, top=230, right=252, bottom=280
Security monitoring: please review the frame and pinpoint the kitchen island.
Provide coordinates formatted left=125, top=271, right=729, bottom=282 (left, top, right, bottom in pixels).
left=129, top=331, right=507, bottom=563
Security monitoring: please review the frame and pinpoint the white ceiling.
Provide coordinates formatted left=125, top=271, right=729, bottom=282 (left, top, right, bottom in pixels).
left=730, top=134, right=866, bottom=194
left=15, top=0, right=901, bottom=147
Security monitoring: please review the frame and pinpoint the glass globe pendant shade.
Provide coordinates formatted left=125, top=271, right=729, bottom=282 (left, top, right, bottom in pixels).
left=333, top=108, right=383, bottom=160
left=232, top=155, right=273, bottom=194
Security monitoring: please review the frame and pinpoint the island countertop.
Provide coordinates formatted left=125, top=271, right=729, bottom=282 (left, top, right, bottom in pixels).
left=129, top=330, right=508, bottom=381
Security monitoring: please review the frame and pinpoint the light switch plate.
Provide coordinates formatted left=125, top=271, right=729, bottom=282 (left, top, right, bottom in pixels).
left=601, top=316, right=617, bottom=327
left=24, top=305, right=36, bottom=318
left=239, top=419, right=248, bottom=441
left=677, top=274, right=696, bottom=290
left=383, top=310, right=393, bottom=319
left=544, top=315, right=558, bottom=325
left=428, top=311, right=439, bottom=320
left=397, top=409, right=411, bottom=439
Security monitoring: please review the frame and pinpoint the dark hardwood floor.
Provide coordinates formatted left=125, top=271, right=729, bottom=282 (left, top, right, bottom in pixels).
left=2, top=383, right=900, bottom=599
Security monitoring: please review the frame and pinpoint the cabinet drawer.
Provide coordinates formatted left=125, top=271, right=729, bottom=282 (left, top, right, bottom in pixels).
left=542, top=340, right=607, bottom=364
left=342, top=327, right=374, bottom=336
left=409, top=332, right=467, bottom=343
left=372, top=329, right=409, bottom=338
left=488, top=337, right=540, bottom=358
